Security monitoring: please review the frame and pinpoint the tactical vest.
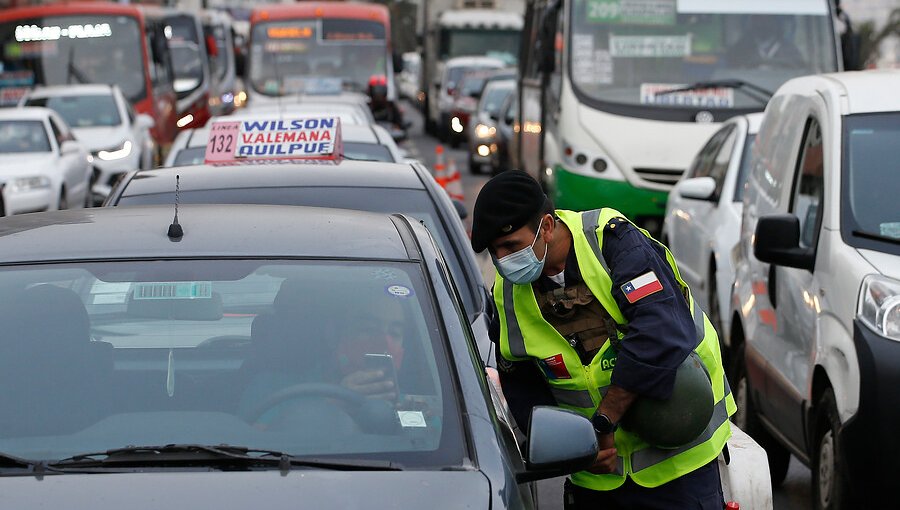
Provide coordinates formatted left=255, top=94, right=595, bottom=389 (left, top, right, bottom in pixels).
left=494, top=208, right=736, bottom=490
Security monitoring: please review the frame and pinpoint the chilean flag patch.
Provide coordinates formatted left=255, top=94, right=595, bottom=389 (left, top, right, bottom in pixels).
left=621, top=271, right=663, bottom=303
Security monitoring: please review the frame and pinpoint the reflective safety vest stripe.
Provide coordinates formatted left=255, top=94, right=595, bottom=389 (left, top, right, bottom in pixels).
left=494, top=208, right=737, bottom=489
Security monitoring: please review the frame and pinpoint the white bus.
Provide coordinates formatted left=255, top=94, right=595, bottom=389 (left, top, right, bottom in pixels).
left=518, top=0, right=855, bottom=233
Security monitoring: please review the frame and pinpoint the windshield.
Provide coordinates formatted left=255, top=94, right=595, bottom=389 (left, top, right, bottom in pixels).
left=344, top=142, right=395, bottom=162
left=172, top=146, right=206, bottom=166
left=0, top=15, right=146, bottom=105
left=440, top=29, right=519, bottom=65
left=479, top=85, right=514, bottom=117
left=0, top=120, right=51, bottom=153
left=842, top=113, right=900, bottom=249
left=569, top=0, right=837, bottom=113
left=0, top=260, right=463, bottom=465
left=167, top=15, right=204, bottom=99
left=117, top=187, right=477, bottom=316
left=249, top=19, right=387, bottom=97
left=25, top=94, right=121, bottom=128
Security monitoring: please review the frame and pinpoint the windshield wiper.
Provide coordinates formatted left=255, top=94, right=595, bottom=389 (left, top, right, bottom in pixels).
left=852, top=230, right=900, bottom=245
left=654, top=79, right=774, bottom=105
left=50, top=444, right=403, bottom=472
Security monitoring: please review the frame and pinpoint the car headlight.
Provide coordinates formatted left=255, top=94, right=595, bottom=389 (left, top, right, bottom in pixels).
left=7, top=176, right=51, bottom=193
left=858, top=274, right=900, bottom=341
left=474, top=123, right=496, bottom=139
left=97, top=140, right=133, bottom=161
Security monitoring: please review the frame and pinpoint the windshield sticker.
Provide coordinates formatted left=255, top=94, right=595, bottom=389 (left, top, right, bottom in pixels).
left=640, top=83, right=734, bottom=108
left=386, top=285, right=414, bottom=298
left=880, top=223, right=900, bottom=239
left=204, top=117, right=343, bottom=163
left=588, top=0, right=676, bottom=25
left=573, top=36, right=614, bottom=86
left=397, top=411, right=427, bottom=428
left=609, top=34, right=691, bottom=58
left=133, top=282, right=212, bottom=300
left=371, top=268, right=401, bottom=280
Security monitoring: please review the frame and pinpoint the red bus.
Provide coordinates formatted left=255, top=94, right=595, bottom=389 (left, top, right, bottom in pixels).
left=0, top=2, right=178, bottom=149
left=247, top=2, right=398, bottom=110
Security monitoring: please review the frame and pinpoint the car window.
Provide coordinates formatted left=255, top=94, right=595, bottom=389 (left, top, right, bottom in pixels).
left=343, top=142, right=395, bottom=163
left=708, top=127, right=738, bottom=198
left=0, top=260, right=465, bottom=466
left=117, top=187, right=477, bottom=316
left=791, top=117, right=825, bottom=249
left=478, top=85, right=513, bottom=117
left=0, top=120, right=52, bottom=153
left=47, top=116, right=67, bottom=146
left=26, top=95, right=122, bottom=128
left=686, top=125, right=731, bottom=179
left=172, top=147, right=206, bottom=166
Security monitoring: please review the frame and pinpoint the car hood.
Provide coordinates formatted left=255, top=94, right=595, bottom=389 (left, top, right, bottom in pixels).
left=0, top=469, right=491, bottom=508
left=858, top=248, right=900, bottom=280
left=72, top=126, right=129, bottom=152
left=0, top=153, right=56, bottom=177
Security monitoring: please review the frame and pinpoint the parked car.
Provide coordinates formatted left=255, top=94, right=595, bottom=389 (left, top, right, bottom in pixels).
left=0, top=204, right=599, bottom=508
left=0, top=107, right=92, bottom=214
left=21, top=84, right=156, bottom=203
left=662, top=113, right=762, bottom=343
left=466, top=79, right=515, bottom=174
left=729, top=70, right=900, bottom=508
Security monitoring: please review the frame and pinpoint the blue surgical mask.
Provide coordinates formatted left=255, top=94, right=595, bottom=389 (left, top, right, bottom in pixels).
left=493, top=220, right=548, bottom=285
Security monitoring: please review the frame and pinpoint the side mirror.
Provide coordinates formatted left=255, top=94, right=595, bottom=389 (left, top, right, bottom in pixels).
left=754, top=214, right=815, bottom=270
left=135, top=114, right=155, bottom=130
left=234, top=49, right=246, bottom=77
left=678, top=176, right=717, bottom=201
left=393, top=51, right=403, bottom=72
left=452, top=199, right=468, bottom=220
left=516, top=406, right=598, bottom=483
left=60, top=140, right=80, bottom=154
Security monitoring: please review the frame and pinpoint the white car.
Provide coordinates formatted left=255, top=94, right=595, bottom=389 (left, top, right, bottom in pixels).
left=21, top=85, right=155, bottom=202
left=0, top=107, right=92, bottom=215
left=165, top=119, right=407, bottom=167
left=730, top=70, right=900, bottom=506
left=662, top=113, right=763, bottom=339
left=427, top=56, right=505, bottom=140
left=239, top=100, right=376, bottom=126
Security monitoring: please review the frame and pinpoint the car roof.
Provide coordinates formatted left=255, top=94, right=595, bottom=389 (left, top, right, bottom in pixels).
left=776, top=70, right=900, bottom=115
left=482, top=79, right=516, bottom=93
left=183, top=122, right=380, bottom=148
left=23, top=84, right=116, bottom=98
left=0, top=107, right=53, bottom=121
left=445, top=56, right=506, bottom=68
left=120, top=160, right=426, bottom=196
left=0, top=204, right=413, bottom=264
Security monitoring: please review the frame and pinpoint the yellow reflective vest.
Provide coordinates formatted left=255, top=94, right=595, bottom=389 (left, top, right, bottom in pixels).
left=494, top=208, right=736, bottom=490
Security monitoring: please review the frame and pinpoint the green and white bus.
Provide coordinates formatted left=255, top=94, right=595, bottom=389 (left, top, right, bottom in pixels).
left=517, top=0, right=854, bottom=233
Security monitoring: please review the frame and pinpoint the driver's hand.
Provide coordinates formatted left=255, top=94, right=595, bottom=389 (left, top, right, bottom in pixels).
left=341, top=369, right=396, bottom=401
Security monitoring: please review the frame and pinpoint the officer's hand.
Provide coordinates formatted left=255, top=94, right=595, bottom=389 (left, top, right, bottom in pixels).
left=341, top=369, right=396, bottom=401
left=587, top=434, right=618, bottom=474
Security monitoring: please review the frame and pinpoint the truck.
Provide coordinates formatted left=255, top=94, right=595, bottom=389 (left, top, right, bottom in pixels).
left=418, top=0, right=524, bottom=136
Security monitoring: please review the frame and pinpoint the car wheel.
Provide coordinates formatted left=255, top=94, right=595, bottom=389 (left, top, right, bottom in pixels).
left=812, top=388, right=853, bottom=510
left=58, top=188, right=68, bottom=211
left=732, top=341, right=791, bottom=487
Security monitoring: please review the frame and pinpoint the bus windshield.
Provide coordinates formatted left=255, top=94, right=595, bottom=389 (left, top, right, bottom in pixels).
left=0, top=15, right=146, bottom=106
left=440, top=29, right=520, bottom=66
left=249, top=19, right=387, bottom=96
left=569, top=0, right=837, bottom=111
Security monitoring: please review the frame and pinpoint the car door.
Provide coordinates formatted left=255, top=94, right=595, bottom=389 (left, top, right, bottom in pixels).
left=669, top=125, right=734, bottom=293
left=766, top=112, right=827, bottom=448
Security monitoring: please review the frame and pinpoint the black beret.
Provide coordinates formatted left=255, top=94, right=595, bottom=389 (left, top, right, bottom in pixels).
left=471, top=171, right=548, bottom=253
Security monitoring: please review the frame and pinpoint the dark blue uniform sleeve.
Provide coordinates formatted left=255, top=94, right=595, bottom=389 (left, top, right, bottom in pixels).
left=603, top=219, right=695, bottom=400
left=489, top=300, right=555, bottom=433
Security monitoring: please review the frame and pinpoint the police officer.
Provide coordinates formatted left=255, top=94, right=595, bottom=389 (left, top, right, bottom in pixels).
left=471, top=172, right=736, bottom=509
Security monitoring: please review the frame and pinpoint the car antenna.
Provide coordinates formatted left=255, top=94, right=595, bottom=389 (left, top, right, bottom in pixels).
left=167, top=175, right=183, bottom=239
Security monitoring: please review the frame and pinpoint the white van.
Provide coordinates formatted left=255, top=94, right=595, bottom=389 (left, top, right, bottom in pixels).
left=729, top=70, right=900, bottom=508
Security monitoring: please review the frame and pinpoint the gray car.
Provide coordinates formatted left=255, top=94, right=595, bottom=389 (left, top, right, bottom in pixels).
left=0, top=205, right=597, bottom=507
left=105, top=160, right=493, bottom=364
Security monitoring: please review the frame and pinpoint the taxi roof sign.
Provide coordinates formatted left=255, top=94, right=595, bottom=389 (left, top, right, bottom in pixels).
left=204, top=116, right=343, bottom=164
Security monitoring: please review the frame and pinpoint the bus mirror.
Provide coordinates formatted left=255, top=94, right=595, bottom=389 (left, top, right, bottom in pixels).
left=393, top=52, right=404, bottom=72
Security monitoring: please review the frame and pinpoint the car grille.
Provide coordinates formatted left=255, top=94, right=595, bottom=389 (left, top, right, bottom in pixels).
left=634, top=167, right=684, bottom=188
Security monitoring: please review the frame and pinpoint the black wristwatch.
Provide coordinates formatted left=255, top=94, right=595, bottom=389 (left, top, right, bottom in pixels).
left=592, top=413, right=618, bottom=436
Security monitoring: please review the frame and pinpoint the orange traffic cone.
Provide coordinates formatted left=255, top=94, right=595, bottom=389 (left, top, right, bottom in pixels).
left=433, top=145, right=448, bottom=187
left=445, top=157, right=465, bottom=202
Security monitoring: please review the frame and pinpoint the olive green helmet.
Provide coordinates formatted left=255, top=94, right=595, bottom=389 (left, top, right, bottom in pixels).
left=620, top=352, right=714, bottom=449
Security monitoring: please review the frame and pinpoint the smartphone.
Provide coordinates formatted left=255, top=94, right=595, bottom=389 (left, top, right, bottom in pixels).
left=364, top=353, right=400, bottom=396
